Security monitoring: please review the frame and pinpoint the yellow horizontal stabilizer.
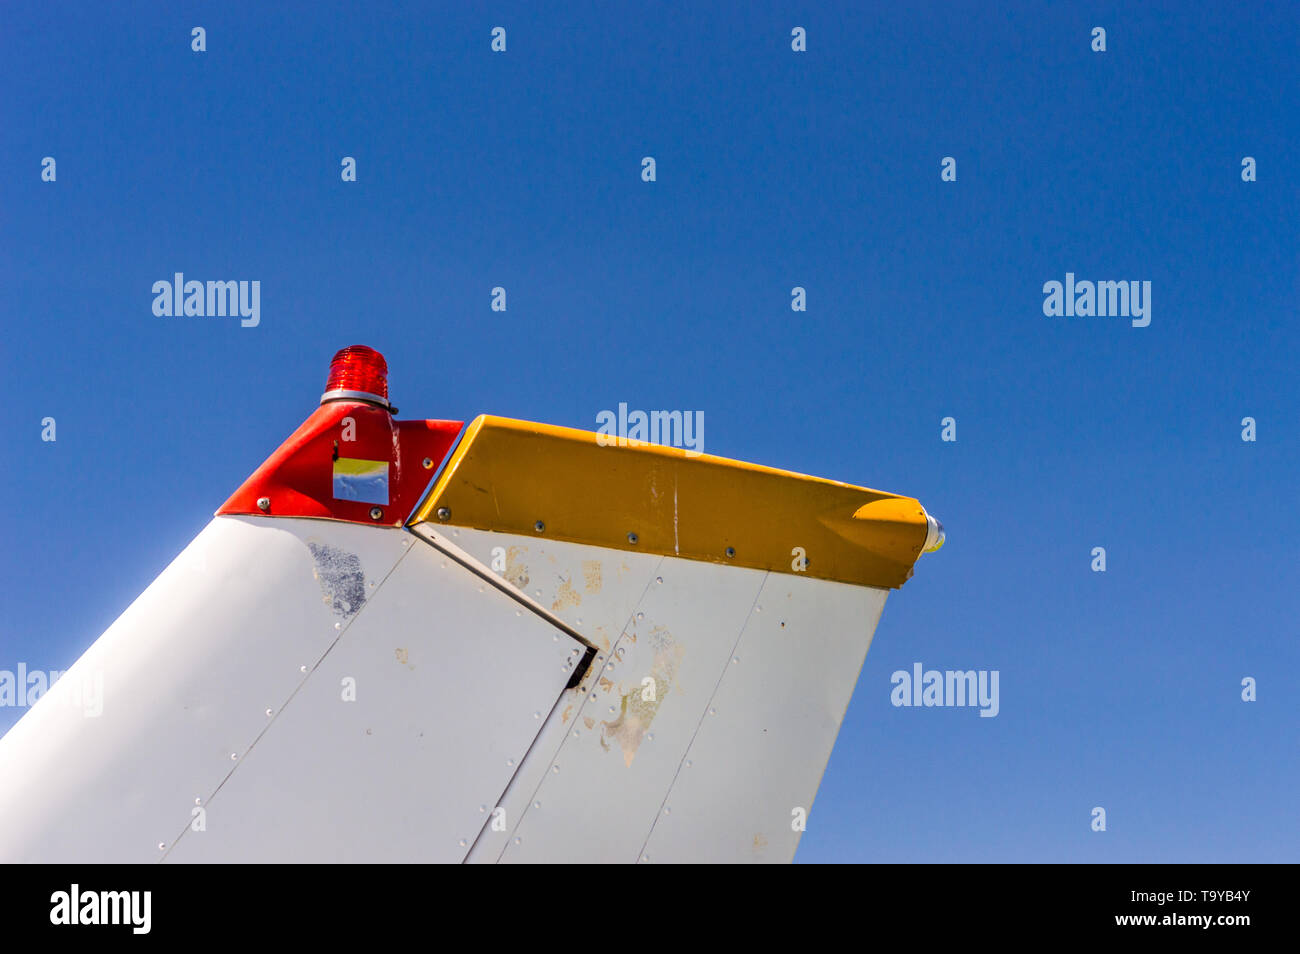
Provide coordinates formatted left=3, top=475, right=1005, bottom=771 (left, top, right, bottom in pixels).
left=411, top=416, right=933, bottom=589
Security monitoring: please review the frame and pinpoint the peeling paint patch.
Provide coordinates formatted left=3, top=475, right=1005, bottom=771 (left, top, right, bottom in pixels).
left=307, top=542, right=366, bottom=619
left=562, top=704, right=573, bottom=723
left=599, top=626, right=683, bottom=767
left=582, top=716, right=595, bottom=730
left=551, top=577, right=581, bottom=613
left=505, top=546, right=530, bottom=590
left=395, top=648, right=409, bottom=665
left=753, top=833, right=768, bottom=852
left=581, top=560, right=602, bottom=594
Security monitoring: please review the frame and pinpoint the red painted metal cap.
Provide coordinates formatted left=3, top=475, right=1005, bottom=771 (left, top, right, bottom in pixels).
left=220, top=343, right=464, bottom=524
left=321, top=345, right=390, bottom=409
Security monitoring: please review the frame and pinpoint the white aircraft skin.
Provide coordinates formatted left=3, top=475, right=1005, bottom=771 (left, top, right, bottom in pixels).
left=0, top=513, right=890, bottom=863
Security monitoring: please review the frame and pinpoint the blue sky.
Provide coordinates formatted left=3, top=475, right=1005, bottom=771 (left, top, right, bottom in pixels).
left=2, top=1, right=1296, bottom=862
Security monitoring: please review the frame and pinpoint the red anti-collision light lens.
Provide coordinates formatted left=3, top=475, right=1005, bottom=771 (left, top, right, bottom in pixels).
left=321, top=345, right=389, bottom=407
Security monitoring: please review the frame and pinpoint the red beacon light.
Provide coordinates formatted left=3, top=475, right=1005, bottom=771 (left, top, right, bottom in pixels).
left=218, top=345, right=463, bottom=524
left=321, top=345, right=391, bottom=410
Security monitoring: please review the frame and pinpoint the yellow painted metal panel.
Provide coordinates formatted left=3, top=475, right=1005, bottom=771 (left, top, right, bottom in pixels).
left=412, top=416, right=932, bottom=589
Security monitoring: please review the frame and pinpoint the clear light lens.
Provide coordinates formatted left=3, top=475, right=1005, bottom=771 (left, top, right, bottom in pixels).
left=922, top=512, right=945, bottom=553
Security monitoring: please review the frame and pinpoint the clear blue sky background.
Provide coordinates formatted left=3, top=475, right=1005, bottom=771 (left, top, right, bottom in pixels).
left=2, top=1, right=1295, bottom=862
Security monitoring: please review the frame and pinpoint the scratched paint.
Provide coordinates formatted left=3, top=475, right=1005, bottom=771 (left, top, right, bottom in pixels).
left=306, top=542, right=366, bottom=619
left=504, top=546, right=530, bottom=590
left=551, top=578, right=581, bottom=613
left=581, top=560, right=602, bottom=594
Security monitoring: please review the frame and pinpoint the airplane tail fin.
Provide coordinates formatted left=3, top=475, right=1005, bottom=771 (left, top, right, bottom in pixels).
left=0, top=350, right=941, bottom=863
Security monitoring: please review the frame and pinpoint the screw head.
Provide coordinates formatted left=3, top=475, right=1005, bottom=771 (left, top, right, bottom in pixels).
left=534, top=520, right=545, bottom=533
left=627, top=532, right=639, bottom=544
left=436, top=507, right=451, bottom=521
left=725, top=546, right=736, bottom=558
left=422, top=457, right=434, bottom=469
left=369, top=507, right=384, bottom=521
left=256, top=497, right=271, bottom=513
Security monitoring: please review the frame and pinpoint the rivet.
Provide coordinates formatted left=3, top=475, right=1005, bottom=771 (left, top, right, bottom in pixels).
left=708, top=707, right=717, bottom=716
left=534, top=520, right=545, bottom=533
left=533, top=800, right=541, bottom=809
left=230, top=752, right=238, bottom=760
left=436, top=507, right=451, bottom=521
left=256, top=497, right=271, bottom=513
left=422, top=457, right=434, bottom=469
left=369, top=507, right=383, bottom=521
left=627, top=532, right=639, bottom=544
left=158, top=842, right=166, bottom=851
left=265, top=707, right=274, bottom=716
left=636, top=612, right=644, bottom=621
left=507, top=758, right=515, bottom=767
left=656, top=576, right=663, bottom=584
left=458, top=838, right=467, bottom=847
left=725, top=546, right=736, bottom=558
